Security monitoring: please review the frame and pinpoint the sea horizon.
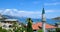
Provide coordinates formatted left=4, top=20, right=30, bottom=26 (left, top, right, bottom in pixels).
left=18, top=18, right=60, bottom=25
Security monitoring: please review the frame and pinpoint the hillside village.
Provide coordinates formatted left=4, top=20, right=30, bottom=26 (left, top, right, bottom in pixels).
left=0, top=14, right=25, bottom=32
left=0, top=9, right=60, bottom=32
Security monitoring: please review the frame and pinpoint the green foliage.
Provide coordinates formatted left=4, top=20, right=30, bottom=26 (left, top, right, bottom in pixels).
left=27, top=18, right=33, bottom=32
left=0, top=27, right=7, bottom=32
left=7, top=29, right=13, bottom=32
left=2, top=29, right=7, bottom=32
left=13, top=26, right=26, bottom=32
left=13, top=22, right=18, bottom=27
left=12, top=22, right=26, bottom=32
left=37, top=29, right=42, bottom=32
left=47, top=29, right=56, bottom=32
left=0, top=25, right=26, bottom=32
left=0, top=17, right=34, bottom=32
left=48, top=30, right=51, bottom=32
left=56, top=28, right=60, bottom=32
left=0, top=27, right=2, bottom=32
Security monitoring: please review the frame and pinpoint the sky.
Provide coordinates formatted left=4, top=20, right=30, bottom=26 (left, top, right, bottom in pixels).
left=0, top=0, right=60, bottom=19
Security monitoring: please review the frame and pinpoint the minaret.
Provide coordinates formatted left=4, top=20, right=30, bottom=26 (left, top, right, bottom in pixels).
left=42, top=8, right=46, bottom=32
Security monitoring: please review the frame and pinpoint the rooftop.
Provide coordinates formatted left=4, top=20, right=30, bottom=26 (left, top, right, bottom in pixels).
left=32, top=22, right=57, bottom=30
left=4, top=19, right=18, bottom=21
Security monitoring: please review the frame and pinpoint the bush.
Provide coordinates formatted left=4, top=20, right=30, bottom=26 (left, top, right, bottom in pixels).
left=2, top=29, right=7, bottom=32
left=56, top=28, right=60, bottom=32
left=0, top=27, right=7, bottom=32
left=37, top=29, right=42, bottom=32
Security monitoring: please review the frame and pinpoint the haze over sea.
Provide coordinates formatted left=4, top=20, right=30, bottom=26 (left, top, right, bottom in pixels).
left=19, top=18, right=60, bottom=25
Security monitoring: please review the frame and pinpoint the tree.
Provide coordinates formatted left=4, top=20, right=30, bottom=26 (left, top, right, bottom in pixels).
left=12, top=22, right=26, bottom=32
left=56, top=28, right=60, bottom=32
left=27, top=18, right=33, bottom=32
left=12, top=22, right=19, bottom=32
left=37, top=29, right=42, bottom=32
left=2, top=29, right=7, bottom=32
left=0, top=27, right=7, bottom=32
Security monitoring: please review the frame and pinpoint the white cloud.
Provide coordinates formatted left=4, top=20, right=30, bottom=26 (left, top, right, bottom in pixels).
left=0, top=9, right=59, bottom=18
left=45, top=10, right=55, bottom=13
left=44, top=2, right=60, bottom=6
left=0, top=10, right=3, bottom=13
left=0, top=9, right=41, bottom=18
left=46, top=10, right=60, bottom=13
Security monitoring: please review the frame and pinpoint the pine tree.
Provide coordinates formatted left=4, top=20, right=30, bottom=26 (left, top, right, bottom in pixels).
left=27, top=18, right=33, bottom=32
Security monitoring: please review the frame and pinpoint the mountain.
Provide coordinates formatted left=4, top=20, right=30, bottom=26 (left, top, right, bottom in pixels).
left=2, top=15, right=25, bottom=20
left=2, top=15, right=41, bottom=23
left=2, top=15, right=14, bottom=19
left=52, top=17, right=60, bottom=20
left=2, top=15, right=32, bottom=23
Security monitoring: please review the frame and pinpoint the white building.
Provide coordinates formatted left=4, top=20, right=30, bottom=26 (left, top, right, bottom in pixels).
left=55, top=22, right=60, bottom=28
left=1, top=19, right=18, bottom=29
left=0, top=14, right=19, bottom=30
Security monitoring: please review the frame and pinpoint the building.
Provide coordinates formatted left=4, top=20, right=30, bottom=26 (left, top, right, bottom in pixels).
left=2, top=19, right=18, bottom=29
left=32, top=8, right=57, bottom=32
left=42, top=8, right=46, bottom=32
left=0, top=14, right=19, bottom=30
left=32, top=22, right=57, bottom=32
left=55, top=22, right=60, bottom=28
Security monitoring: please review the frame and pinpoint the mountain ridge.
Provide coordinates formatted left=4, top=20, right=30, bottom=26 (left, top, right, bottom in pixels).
left=52, top=17, right=60, bottom=20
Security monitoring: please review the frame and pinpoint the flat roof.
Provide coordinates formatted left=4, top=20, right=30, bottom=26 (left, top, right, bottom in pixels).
left=4, top=19, right=18, bottom=21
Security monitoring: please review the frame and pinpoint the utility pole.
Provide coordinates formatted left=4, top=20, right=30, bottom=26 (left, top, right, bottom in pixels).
left=42, top=8, right=46, bottom=32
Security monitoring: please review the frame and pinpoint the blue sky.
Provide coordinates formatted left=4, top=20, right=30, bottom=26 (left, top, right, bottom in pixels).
left=0, top=0, right=60, bottom=19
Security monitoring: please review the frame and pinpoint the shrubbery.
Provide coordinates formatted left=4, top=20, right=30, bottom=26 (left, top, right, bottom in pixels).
left=0, top=27, right=7, bottom=32
left=56, top=28, right=60, bottom=32
left=37, top=29, right=42, bottom=32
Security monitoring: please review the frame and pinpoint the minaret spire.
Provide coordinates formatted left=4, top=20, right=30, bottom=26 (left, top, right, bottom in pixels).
left=42, top=8, right=46, bottom=21
left=42, top=8, right=46, bottom=32
left=42, top=8, right=45, bottom=14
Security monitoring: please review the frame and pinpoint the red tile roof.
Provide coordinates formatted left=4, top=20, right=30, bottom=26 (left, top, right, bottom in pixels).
left=32, top=22, right=57, bottom=30
left=32, top=24, right=39, bottom=30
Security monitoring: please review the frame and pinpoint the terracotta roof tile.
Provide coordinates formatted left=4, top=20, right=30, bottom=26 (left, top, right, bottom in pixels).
left=32, top=24, right=39, bottom=30
left=32, top=22, right=57, bottom=30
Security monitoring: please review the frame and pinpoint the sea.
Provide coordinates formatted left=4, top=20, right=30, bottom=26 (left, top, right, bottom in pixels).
left=19, top=19, right=60, bottom=25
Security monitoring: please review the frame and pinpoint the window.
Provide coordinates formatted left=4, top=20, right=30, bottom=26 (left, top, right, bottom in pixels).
left=9, top=25, right=12, bottom=28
